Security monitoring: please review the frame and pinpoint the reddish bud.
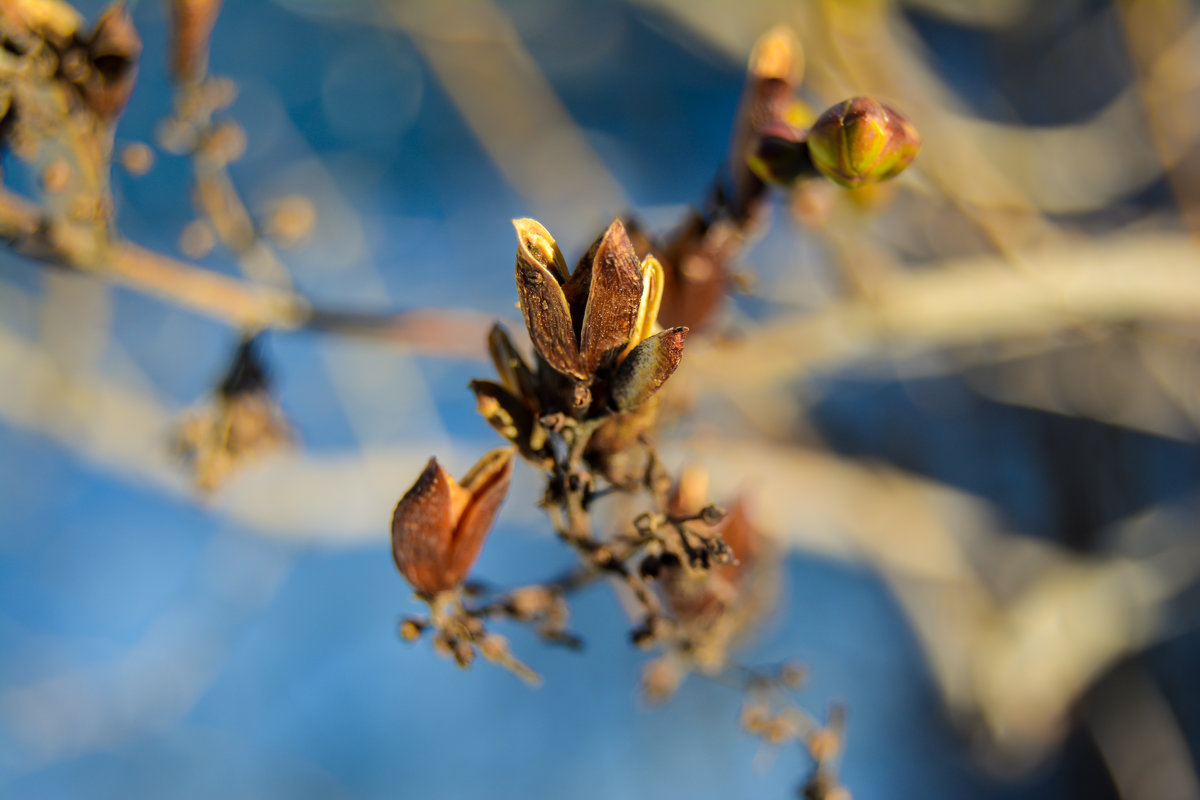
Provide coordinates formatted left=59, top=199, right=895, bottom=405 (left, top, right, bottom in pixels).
left=806, top=96, right=920, bottom=188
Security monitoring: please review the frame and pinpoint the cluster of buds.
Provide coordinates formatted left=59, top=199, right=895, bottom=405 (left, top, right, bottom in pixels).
left=737, top=29, right=920, bottom=192
left=626, top=28, right=921, bottom=333
left=638, top=467, right=780, bottom=701
left=741, top=687, right=849, bottom=799
left=0, top=1, right=141, bottom=134
left=1, top=1, right=143, bottom=262
left=174, top=337, right=292, bottom=492
left=472, top=218, right=687, bottom=488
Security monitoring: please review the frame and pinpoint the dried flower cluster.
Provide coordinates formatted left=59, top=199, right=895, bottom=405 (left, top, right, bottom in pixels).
left=0, top=0, right=142, bottom=263
left=384, top=24, right=918, bottom=798
left=174, top=338, right=292, bottom=492
left=2, top=3, right=923, bottom=795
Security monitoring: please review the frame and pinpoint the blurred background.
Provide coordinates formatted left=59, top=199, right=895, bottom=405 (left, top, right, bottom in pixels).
left=3, top=0, right=1200, bottom=798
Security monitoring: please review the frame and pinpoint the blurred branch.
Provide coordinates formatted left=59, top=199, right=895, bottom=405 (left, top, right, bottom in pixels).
left=684, top=233, right=1200, bottom=394
left=375, top=0, right=627, bottom=234
left=1087, top=665, right=1200, bottom=800
left=691, top=434, right=1200, bottom=769
left=0, top=187, right=493, bottom=357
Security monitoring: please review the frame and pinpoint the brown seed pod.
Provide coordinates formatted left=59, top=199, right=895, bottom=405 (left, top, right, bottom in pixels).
left=391, top=447, right=515, bottom=596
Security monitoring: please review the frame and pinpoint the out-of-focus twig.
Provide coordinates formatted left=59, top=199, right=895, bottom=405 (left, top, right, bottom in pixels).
left=375, top=0, right=626, bottom=235
left=683, top=233, right=1200, bottom=394
left=1087, top=665, right=1200, bottom=800
left=0, top=187, right=493, bottom=356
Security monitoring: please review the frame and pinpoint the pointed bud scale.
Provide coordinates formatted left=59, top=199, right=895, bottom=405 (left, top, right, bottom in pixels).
left=486, top=323, right=537, bottom=405
left=610, top=326, right=688, bottom=412
left=469, top=379, right=548, bottom=466
left=578, top=219, right=643, bottom=375
left=806, top=96, right=919, bottom=188
left=391, top=448, right=515, bottom=596
left=513, top=219, right=583, bottom=380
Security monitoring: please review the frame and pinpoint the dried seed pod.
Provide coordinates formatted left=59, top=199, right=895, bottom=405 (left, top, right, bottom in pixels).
left=806, top=96, right=920, bottom=188
left=610, top=326, right=688, bottom=412
left=513, top=218, right=583, bottom=380
left=391, top=447, right=515, bottom=596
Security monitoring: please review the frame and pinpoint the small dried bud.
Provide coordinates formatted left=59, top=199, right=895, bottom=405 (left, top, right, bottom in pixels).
left=806, top=97, right=920, bottom=188
left=807, top=727, right=842, bottom=763
left=398, top=618, right=424, bottom=641
left=698, top=504, right=725, bottom=525
left=390, top=448, right=515, bottom=596
left=119, top=142, right=154, bottom=175
left=479, top=633, right=508, bottom=662
left=740, top=702, right=770, bottom=732
left=509, top=585, right=553, bottom=619
left=630, top=621, right=657, bottom=648
left=179, top=219, right=215, bottom=259
left=431, top=633, right=454, bottom=658
left=641, top=657, right=682, bottom=704
left=263, top=195, right=316, bottom=248
left=200, top=119, right=246, bottom=165
left=781, top=661, right=807, bottom=688
left=41, top=159, right=71, bottom=193
left=761, top=714, right=799, bottom=744
left=452, top=640, right=475, bottom=668
left=749, top=25, right=802, bottom=85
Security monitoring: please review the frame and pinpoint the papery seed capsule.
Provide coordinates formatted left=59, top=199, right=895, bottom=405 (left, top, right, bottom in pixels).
left=391, top=448, right=515, bottom=596
left=806, top=96, right=920, bottom=188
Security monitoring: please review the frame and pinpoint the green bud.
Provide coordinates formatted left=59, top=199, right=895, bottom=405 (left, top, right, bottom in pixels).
left=806, top=96, right=920, bottom=188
